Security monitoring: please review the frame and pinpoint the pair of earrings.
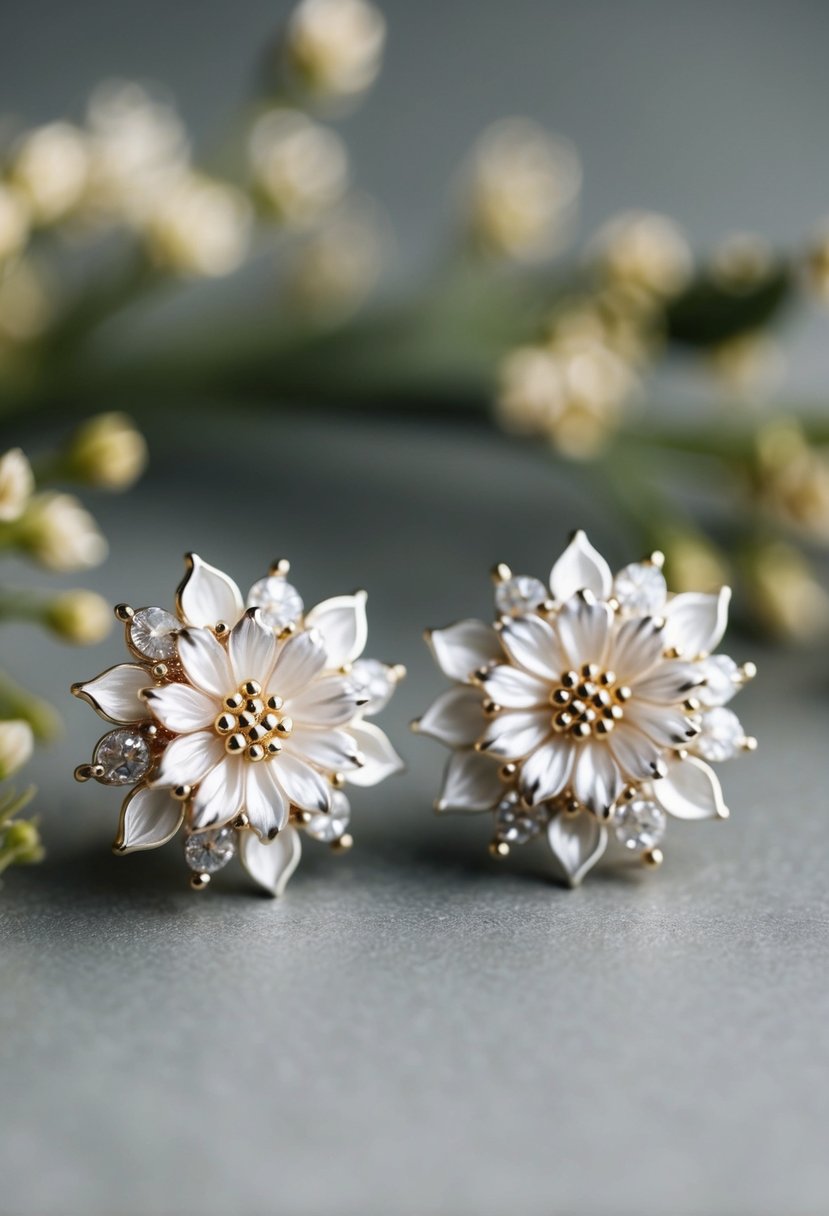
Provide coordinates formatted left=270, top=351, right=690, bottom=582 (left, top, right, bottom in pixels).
left=72, top=532, right=756, bottom=894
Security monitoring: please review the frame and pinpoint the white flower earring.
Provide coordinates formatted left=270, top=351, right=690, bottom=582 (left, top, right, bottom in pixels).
left=72, top=555, right=404, bottom=895
left=414, top=531, right=756, bottom=887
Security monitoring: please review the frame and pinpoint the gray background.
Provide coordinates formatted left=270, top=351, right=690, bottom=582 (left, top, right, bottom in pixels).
left=2, top=4, right=829, bottom=1215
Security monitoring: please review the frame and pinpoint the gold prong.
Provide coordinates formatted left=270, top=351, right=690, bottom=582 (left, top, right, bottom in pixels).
left=269, top=558, right=291, bottom=576
left=190, top=872, right=211, bottom=891
left=331, top=833, right=353, bottom=852
left=247, top=743, right=266, bottom=762
left=267, top=694, right=283, bottom=711
left=561, top=671, right=578, bottom=689
left=226, top=733, right=246, bottom=754
left=742, top=735, right=758, bottom=752
left=331, top=772, right=346, bottom=789
left=642, top=847, right=664, bottom=868
left=489, top=840, right=510, bottom=858
left=565, top=797, right=581, bottom=816
left=152, top=663, right=168, bottom=679
left=141, top=722, right=158, bottom=737
left=114, top=603, right=134, bottom=622
left=225, top=692, right=244, bottom=711
left=242, top=679, right=261, bottom=697
left=499, top=762, right=517, bottom=782
left=266, top=740, right=282, bottom=755
left=277, top=622, right=297, bottom=640
left=615, top=685, right=632, bottom=702
left=491, top=562, right=512, bottom=585
left=233, top=812, right=250, bottom=830
left=391, top=663, right=407, bottom=681
left=664, top=646, right=682, bottom=660
left=215, top=712, right=237, bottom=735
left=74, top=763, right=102, bottom=782
left=599, top=670, right=616, bottom=686
left=214, top=621, right=229, bottom=637
left=172, top=784, right=192, bottom=801
left=740, top=661, right=757, bottom=682
left=647, top=550, right=665, bottom=569
left=683, top=697, right=701, bottom=712
left=482, top=700, right=502, bottom=716
left=275, top=716, right=293, bottom=735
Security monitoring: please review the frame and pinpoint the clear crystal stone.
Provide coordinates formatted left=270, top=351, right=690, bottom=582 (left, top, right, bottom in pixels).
left=184, top=827, right=237, bottom=873
left=693, top=707, right=743, bottom=762
left=247, top=576, right=304, bottom=630
left=495, top=575, right=548, bottom=617
left=94, top=729, right=151, bottom=786
left=494, top=796, right=542, bottom=844
left=129, top=606, right=180, bottom=660
left=614, top=798, right=666, bottom=851
left=305, top=790, right=351, bottom=842
left=613, top=563, right=667, bottom=615
left=350, top=659, right=394, bottom=717
left=695, top=655, right=739, bottom=707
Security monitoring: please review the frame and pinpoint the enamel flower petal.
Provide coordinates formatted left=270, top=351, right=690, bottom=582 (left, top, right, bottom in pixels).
left=417, top=534, right=756, bottom=886
left=73, top=555, right=403, bottom=895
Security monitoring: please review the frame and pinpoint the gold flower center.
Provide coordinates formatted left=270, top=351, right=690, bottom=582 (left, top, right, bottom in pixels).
left=213, top=679, right=292, bottom=762
left=549, top=664, right=631, bottom=741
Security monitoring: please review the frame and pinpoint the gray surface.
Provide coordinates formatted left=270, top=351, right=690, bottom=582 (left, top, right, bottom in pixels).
left=1, top=412, right=829, bottom=1216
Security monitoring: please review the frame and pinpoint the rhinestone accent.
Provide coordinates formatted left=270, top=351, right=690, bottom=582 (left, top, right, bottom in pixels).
left=614, top=798, right=666, bottom=851
left=495, top=796, right=543, bottom=844
left=129, top=607, right=180, bottom=660
left=247, top=576, right=304, bottom=630
left=184, top=827, right=237, bottom=873
left=613, top=563, right=667, bottom=615
left=305, top=790, right=351, bottom=842
left=693, top=707, right=743, bottom=762
left=495, top=575, right=548, bottom=617
left=94, top=729, right=151, bottom=786
left=695, top=655, right=739, bottom=707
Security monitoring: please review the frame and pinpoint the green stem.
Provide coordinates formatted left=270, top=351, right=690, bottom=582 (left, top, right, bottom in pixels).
left=0, top=669, right=61, bottom=742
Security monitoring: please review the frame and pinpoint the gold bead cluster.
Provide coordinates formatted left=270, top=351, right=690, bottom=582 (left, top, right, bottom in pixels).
left=214, top=679, right=292, bottom=762
left=549, top=663, right=631, bottom=740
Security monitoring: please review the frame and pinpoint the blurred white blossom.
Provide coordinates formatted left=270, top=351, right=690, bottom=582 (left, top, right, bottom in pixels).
left=283, top=0, right=386, bottom=102
left=0, top=448, right=34, bottom=521
left=64, top=412, right=148, bottom=490
left=10, top=122, right=90, bottom=224
left=19, top=492, right=107, bottom=571
left=143, top=172, right=252, bottom=277
left=0, top=720, right=34, bottom=781
left=593, top=210, right=692, bottom=298
left=249, top=109, right=348, bottom=224
left=46, top=589, right=112, bottom=645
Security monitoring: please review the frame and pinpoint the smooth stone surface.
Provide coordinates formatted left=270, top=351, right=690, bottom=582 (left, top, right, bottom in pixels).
left=1, top=410, right=828, bottom=1216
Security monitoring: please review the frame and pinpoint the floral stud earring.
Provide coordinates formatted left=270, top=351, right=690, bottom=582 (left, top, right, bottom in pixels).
left=414, top=531, right=756, bottom=887
left=72, top=555, right=404, bottom=895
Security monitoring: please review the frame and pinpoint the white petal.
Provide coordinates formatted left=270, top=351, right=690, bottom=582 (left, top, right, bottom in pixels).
left=547, top=809, right=607, bottom=886
left=663, top=587, right=731, bottom=659
left=417, top=687, right=486, bottom=747
left=571, top=742, right=624, bottom=814
left=288, top=727, right=362, bottom=771
left=272, top=753, right=332, bottom=812
left=696, top=654, right=741, bottom=707
left=191, top=756, right=246, bottom=829
left=435, top=748, right=503, bottom=812
left=610, top=616, right=666, bottom=682
left=269, top=630, right=327, bottom=699
left=554, top=595, right=612, bottom=669
left=176, top=553, right=244, bottom=629
left=244, top=763, right=290, bottom=840
left=549, top=531, right=613, bottom=602
left=625, top=701, right=697, bottom=748
left=304, top=593, right=368, bottom=667
left=286, top=676, right=362, bottom=727
left=519, top=739, right=574, bottom=806
left=143, top=684, right=217, bottom=733
left=499, top=614, right=564, bottom=680
left=632, top=661, right=703, bottom=704
left=152, top=731, right=224, bottom=788
left=73, top=663, right=151, bottom=724
left=607, top=723, right=664, bottom=782
left=480, top=710, right=550, bottom=760
left=427, top=619, right=503, bottom=682
left=115, top=786, right=184, bottom=853
left=479, top=664, right=549, bottom=709
left=177, top=627, right=233, bottom=698
left=345, top=721, right=405, bottom=787
left=653, top=755, right=729, bottom=820
left=240, top=826, right=301, bottom=897
left=228, top=609, right=278, bottom=686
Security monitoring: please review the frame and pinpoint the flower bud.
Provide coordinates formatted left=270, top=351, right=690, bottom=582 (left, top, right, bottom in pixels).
left=0, top=448, right=35, bottom=522
left=744, top=542, right=829, bottom=642
left=0, top=182, right=30, bottom=262
left=19, top=492, right=107, bottom=571
left=10, top=122, right=90, bottom=225
left=752, top=419, right=829, bottom=540
left=144, top=172, right=252, bottom=277
left=282, top=0, right=386, bottom=102
left=0, top=719, right=34, bottom=781
left=708, top=333, right=785, bottom=402
left=593, top=211, right=692, bottom=298
left=661, top=532, right=729, bottom=594
left=0, top=818, right=44, bottom=866
left=249, top=109, right=348, bottom=225
left=463, top=119, right=581, bottom=262
left=0, top=257, right=53, bottom=344
left=46, top=590, right=112, bottom=645
left=64, top=412, right=148, bottom=490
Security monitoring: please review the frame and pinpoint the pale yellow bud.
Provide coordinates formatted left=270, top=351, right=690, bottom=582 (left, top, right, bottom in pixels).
left=284, top=0, right=386, bottom=101
left=0, top=257, right=52, bottom=344
left=753, top=419, right=829, bottom=540
left=19, top=492, right=107, bottom=572
left=249, top=109, right=348, bottom=225
left=708, top=333, right=785, bottom=402
left=496, top=346, right=564, bottom=435
left=745, top=543, right=829, bottom=642
left=11, top=122, right=90, bottom=224
left=65, top=412, right=148, bottom=490
left=46, top=589, right=112, bottom=645
left=1, top=817, right=44, bottom=865
left=464, top=119, right=581, bottom=261
left=144, top=172, right=252, bottom=277
left=593, top=210, right=692, bottom=298
left=286, top=199, right=385, bottom=314
left=663, top=534, right=730, bottom=594
left=0, top=448, right=34, bottom=521
left=0, top=183, right=30, bottom=262
left=0, top=719, right=34, bottom=781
